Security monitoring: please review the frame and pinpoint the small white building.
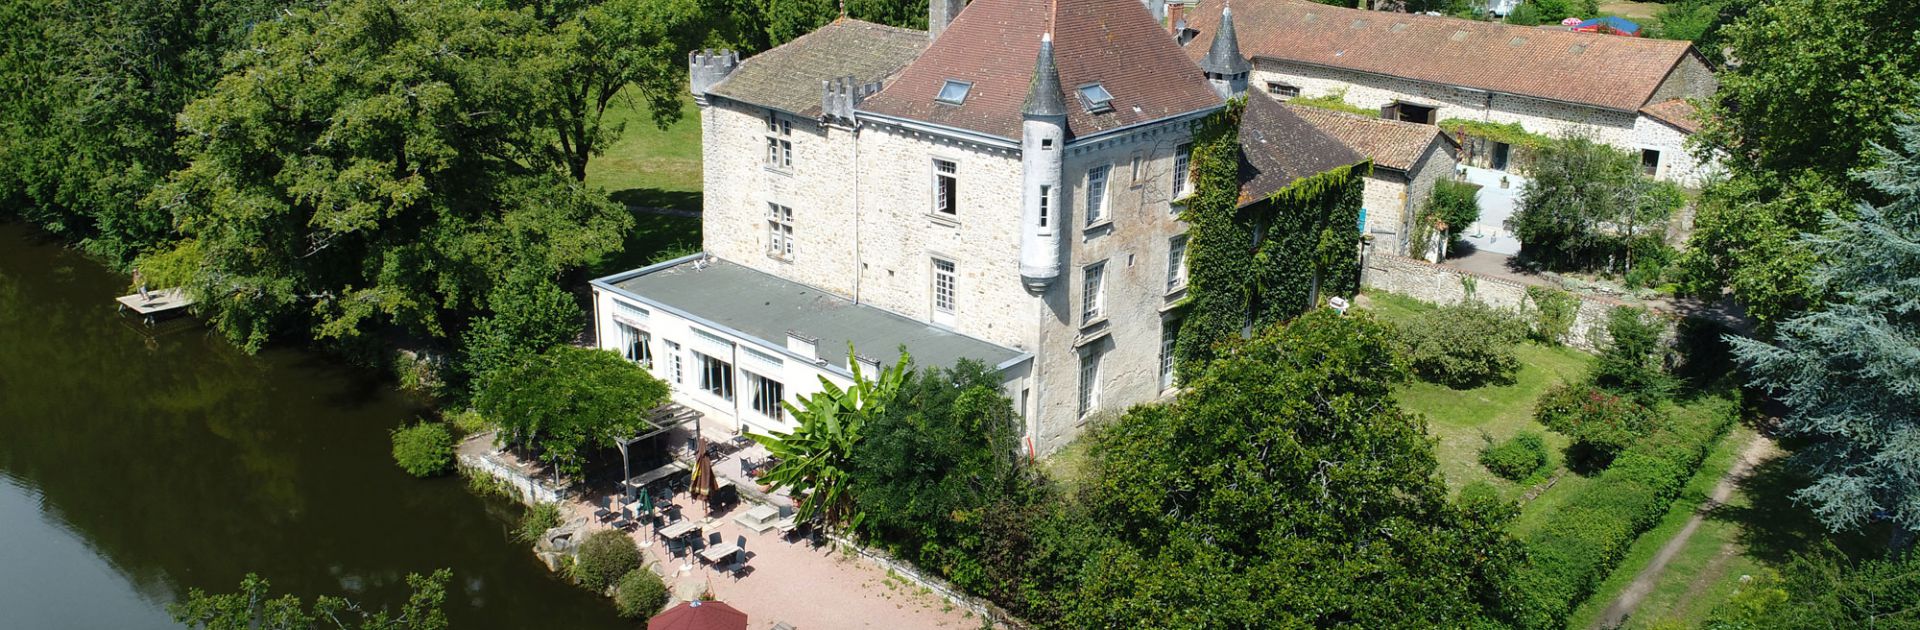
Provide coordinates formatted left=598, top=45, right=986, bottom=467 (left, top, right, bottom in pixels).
left=1181, top=0, right=1719, bottom=187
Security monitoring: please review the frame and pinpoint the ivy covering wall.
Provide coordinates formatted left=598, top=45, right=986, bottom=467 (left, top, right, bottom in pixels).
left=1173, top=100, right=1371, bottom=376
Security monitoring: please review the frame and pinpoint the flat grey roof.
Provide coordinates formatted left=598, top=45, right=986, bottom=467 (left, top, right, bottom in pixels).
left=598, top=258, right=1025, bottom=373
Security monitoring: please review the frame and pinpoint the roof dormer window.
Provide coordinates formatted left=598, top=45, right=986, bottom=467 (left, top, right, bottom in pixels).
left=1076, top=83, right=1114, bottom=114
left=936, top=79, right=972, bottom=105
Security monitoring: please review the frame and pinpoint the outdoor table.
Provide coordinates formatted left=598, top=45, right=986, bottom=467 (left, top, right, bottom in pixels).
left=623, top=461, right=688, bottom=491
left=658, top=520, right=699, bottom=540
left=698, top=542, right=742, bottom=564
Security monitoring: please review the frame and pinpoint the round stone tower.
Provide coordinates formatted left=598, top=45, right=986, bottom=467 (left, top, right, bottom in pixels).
left=1019, top=33, right=1068, bottom=291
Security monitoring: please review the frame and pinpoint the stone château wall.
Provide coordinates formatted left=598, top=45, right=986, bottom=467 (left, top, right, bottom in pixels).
left=1361, top=254, right=1631, bottom=351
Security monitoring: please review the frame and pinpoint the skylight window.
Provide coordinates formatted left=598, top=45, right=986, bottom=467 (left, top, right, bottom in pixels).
left=1077, top=83, right=1114, bottom=114
left=936, top=80, right=972, bottom=105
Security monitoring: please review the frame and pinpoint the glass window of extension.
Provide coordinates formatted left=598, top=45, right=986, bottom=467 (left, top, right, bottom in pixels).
left=696, top=351, right=734, bottom=401
left=746, top=371, right=785, bottom=421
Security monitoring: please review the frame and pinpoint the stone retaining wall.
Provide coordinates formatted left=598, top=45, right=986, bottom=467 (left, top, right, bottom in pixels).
left=1362, top=254, right=1636, bottom=352
left=456, top=433, right=565, bottom=507
left=825, top=533, right=1027, bottom=629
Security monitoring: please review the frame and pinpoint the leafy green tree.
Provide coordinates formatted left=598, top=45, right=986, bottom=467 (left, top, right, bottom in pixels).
left=1594, top=306, right=1677, bottom=403
left=1396, top=300, right=1526, bottom=389
left=1730, top=120, right=1920, bottom=543
left=1508, top=135, right=1679, bottom=272
left=848, top=359, right=1038, bottom=596
left=474, top=346, right=668, bottom=479
left=1068, top=311, right=1526, bottom=627
left=0, top=0, right=299, bottom=263
left=171, top=569, right=450, bottom=630
left=1702, top=546, right=1920, bottom=629
left=1427, top=179, right=1482, bottom=251
left=458, top=266, right=584, bottom=382
left=143, top=0, right=630, bottom=351
left=1680, top=0, right=1920, bottom=326
left=749, top=349, right=909, bottom=529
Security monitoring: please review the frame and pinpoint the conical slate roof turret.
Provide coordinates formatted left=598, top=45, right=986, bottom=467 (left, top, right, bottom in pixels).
left=1201, top=5, right=1251, bottom=75
left=1022, top=33, right=1067, bottom=117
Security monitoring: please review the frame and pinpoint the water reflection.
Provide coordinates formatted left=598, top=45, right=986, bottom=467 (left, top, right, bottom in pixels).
left=0, top=223, right=627, bottom=628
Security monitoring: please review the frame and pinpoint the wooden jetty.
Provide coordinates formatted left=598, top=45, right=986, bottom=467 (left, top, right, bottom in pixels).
left=114, top=287, right=195, bottom=325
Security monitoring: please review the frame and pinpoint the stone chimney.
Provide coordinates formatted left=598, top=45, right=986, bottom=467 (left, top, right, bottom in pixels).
left=821, top=75, right=884, bottom=123
left=786, top=331, right=819, bottom=361
left=688, top=49, right=739, bottom=105
left=929, top=0, right=964, bottom=41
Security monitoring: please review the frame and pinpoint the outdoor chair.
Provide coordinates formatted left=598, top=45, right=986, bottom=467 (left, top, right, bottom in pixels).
left=592, top=497, right=614, bottom=522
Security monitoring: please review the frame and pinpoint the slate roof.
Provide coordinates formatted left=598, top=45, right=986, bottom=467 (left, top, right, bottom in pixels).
left=1183, top=0, right=1699, bottom=112
left=1282, top=102, right=1455, bottom=173
left=601, top=259, right=1025, bottom=372
left=1238, top=93, right=1365, bottom=206
left=1639, top=98, right=1702, bottom=134
left=859, top=0, right=1222, bottom=141
left=706, top=19, right=929, bottom=118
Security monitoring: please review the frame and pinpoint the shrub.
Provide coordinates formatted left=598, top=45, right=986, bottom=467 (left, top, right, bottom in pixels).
left=572, top=529, right=642, bottom=591
left=1534, top=383, right=1657, bottom=458
left=1509, top=393, right=1738, bottom=629
left=1429, top=179, right=1483, bottom=239
left=1480, top=432, right=1549, bottom=481
left=515, top=502, right=561, bottom=544
left=613, top=569, right=670, bottom=618
left=1525, top=286, right=1579, bottom=345
left=1594, top=306, right=1676, bottom=402
left=1398, top=301, right=1526, bottom=388
left=444, top=408, right=492, bottom=435
left=390, top=422, right=454, bottom=477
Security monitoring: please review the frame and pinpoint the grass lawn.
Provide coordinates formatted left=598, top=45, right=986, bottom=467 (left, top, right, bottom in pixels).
left=1362, top=292, right=1594, bottom=510
left=584, top=94, right=703, bottom=212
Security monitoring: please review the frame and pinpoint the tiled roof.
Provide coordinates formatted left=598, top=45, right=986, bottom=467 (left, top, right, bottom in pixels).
left=1238, top=92, right=1364, bottom=205
left=860, top=0, right=1222, bottom=141
left=706, top=19, right=929, bottom=118
left=1639, top=98, right=1702, bottom=134
left=1282, top=101, right=1454, bottom=172
left=1183, top=0, right=1698, bottom=112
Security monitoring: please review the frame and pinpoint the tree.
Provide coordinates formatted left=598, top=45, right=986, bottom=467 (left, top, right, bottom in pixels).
left=0, top=0, right=298, bottom=263
left=170, top=569, right=450, bottom=630
left=1508, top=135, right=1679, bottom=272
left=458, top=266, right=584, bottom=382
left=1679, top=0, right=1920, bottom=326
left=1702, top=545, right=1920, bottom=629
left=1067, top=311, right=1526, bottom=627
left=748, top=349, right=909, bottom=529
left=473, top=346, right=669, bottom=479
left=1729, top=119, right=1920, bottom=543
left=1593, top=306, right=1677, bottom=403
left=141, top=0, right=630, bottom=351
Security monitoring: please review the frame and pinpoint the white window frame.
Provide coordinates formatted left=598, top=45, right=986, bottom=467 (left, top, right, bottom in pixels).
left=1266, top=82, right=1300, bottom=98
left=767, top=203, right=794, bottom=259
left=695, top=350, right=734, bottom=402
left=931, top=257, right=958, bottom=326
left=1173, top=143, right=1194, bottom=200
left=933, top=159, right=959, bottom=215
left=765, top=113, right=792, bottom=169
left=618, top=323, right=653, bottom=369
left=1081, top=261, right=1106, bottom=323
left=745, top=370, right=786, bottom=421
left=1129, top=150, right=1144, bottom=184
left=1078, top=348, right=1102, bottom=417
left=1166, top=234, right=1189, bottom=292
left=1160, top=319, right=1178, bottom=390
left=1038, top=184, right=1052, bottom=230
left=666, top=340, right=683, bottom=385
left=1085, top=164, right=1111, bottom=226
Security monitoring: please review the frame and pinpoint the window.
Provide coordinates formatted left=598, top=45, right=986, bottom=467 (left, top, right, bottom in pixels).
left=666, top=340, right=683, bottom=384
left=1173, top=143, right=1193, bottom=199
left=1041, top=138, right=1054, bottom=150
left=1159, top=319, right=1178, bottom=390
left=696, top=351, right=734, bottom=401
left=936, top=79, right=972, bottom=105
left=618, top=323, right=653, bottom=369
left=767, top=203, right=794, bottom=259
left=1076, top=83, right=1114, bottom=113
left=764, top=114, right=792, bottom=168
left=746, top=371, right=786, bottom=421
left=1266, top=82, right=1300, bottom=98
left=1129, top=151, right=1143, bottom=183
left=933, top=159, right=958, bottom=215
left=1085, top=164, right=1110, bottom=225
left=1640, top=149, right=1661, bottom=177
left=1166, top=234, right=1188, bottom=292
left=1381, top=102, right=1436, bottom=125
left=1078, top=348, right=1102, bottom=417
left=1082, top=262, right=1106, bottom=323
left=1038, top=185, right=1051, bottom=229
left=932, top=258, right=957, bottom=314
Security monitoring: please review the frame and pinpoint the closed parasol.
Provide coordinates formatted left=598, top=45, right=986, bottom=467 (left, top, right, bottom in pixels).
left=690, top=436, right=719, bottom=499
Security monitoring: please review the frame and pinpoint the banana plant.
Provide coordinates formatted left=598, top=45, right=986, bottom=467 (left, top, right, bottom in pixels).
left=747, top=348, right=910, bottom=531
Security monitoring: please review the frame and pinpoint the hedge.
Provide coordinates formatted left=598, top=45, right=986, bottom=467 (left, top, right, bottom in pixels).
left=1507, top=391, right=1740, bottom=628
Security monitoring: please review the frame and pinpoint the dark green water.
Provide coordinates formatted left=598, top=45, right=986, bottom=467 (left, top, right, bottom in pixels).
left=0, top=223, right=628, bottom=629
